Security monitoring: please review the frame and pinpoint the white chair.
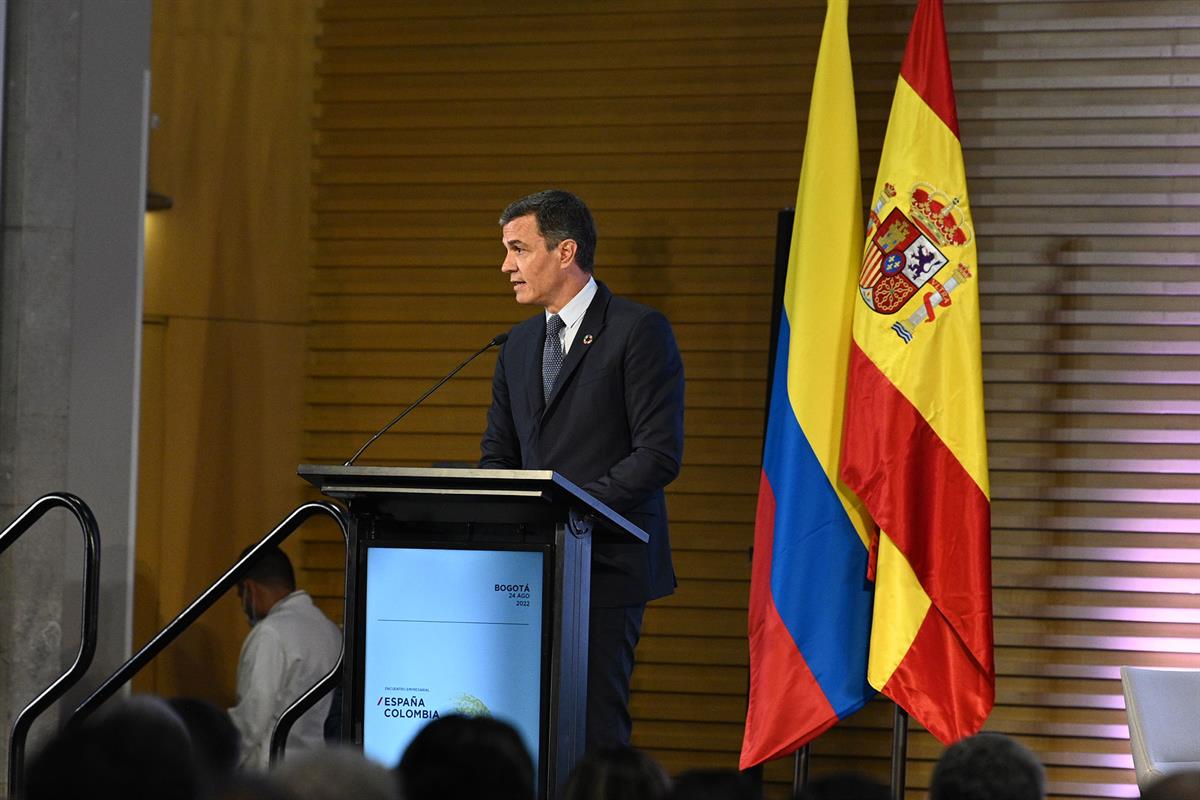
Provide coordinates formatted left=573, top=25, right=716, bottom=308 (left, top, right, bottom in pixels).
left=1120, top=666, right=1200, bottom=793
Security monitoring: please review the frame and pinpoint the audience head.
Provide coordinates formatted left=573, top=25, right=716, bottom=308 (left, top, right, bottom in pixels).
left=1141, top=770, right=1200, bottom=800
left=794, top=772, right=888, bottom=800
left=929, top=732, right=1045, bottom=800
left=26, top=694, right=197, bottom=800
left=668, top=768, right=760, bottom=800
left=206, top=773, right=299, bottom=800
left=168, top=696, right=241, bottom=785
left=275, top=746, right=400, bottom=800
left=396, top=714, right=533, bottom=800
left=563, top=745, right=670, bottom=800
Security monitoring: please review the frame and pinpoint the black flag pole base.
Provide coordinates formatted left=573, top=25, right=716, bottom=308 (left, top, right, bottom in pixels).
left=792, top=743, right=811, bottom=797
left=891, top=705, right=909, bottom=800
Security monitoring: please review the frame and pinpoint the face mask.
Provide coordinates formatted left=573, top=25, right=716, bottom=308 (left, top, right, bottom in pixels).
left=240, top=584, right=259, bottom=627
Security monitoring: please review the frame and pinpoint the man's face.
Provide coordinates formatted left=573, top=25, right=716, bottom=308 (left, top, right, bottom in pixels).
left=501, top=214, right=574, bottom=312
left=237, top=580, right=260, bottom=625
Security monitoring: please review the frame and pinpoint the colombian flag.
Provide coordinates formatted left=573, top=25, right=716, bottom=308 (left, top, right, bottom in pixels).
left=840, top=0, right=994, bottom=744
left=740, top=0, right=876, bottom=769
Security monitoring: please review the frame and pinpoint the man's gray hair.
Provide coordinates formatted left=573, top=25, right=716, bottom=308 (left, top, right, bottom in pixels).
left=500, top=189, right=597, bottom=273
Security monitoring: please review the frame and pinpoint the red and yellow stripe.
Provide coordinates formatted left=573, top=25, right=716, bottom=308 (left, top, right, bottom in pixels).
left=839, top=0, right=993, bottom=744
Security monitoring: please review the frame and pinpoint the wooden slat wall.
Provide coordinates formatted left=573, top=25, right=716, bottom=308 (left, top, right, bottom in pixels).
left=303, top=2, right=1200, bottom=798
left=937, top=3, right=1199, bottom=799
left=135, top=0, right=319, bottom=703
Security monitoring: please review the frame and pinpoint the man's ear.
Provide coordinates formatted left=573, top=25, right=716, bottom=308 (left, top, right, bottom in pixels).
left=557, top=238, right=578, bottom=268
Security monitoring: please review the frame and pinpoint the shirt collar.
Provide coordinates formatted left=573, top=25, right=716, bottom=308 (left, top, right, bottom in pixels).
left=267, top=590, right=307, bottom=617
left=548, top=276, right=597, bottom=330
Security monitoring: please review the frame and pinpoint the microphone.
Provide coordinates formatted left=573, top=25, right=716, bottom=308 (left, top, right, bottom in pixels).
left=343, top=333, right=509, bottom=466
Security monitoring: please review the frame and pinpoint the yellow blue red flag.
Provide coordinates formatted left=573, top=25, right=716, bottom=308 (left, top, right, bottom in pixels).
left=840, top=0, right=994, bottom=743
left=740, top=0, right=876, bottom=768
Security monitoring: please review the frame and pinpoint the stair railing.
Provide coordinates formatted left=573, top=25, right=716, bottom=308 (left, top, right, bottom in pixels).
left=69, top=500, right=350, bottom=763
left=0, top=493, right=101, bottom=798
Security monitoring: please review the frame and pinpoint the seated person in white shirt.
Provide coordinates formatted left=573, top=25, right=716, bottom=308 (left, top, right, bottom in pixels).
left=229, top=545, right=341, bottom=769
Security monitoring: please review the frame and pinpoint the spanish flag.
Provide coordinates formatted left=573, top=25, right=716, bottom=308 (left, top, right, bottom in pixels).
left=740, top=0, right=876, bottom=768
left=839, top=0, right=994, bottom=744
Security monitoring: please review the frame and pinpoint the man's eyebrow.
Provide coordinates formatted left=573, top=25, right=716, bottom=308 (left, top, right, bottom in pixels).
left=504, top=237, right=528, bottom=248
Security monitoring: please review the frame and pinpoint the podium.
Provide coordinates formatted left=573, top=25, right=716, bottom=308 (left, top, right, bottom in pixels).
left=299, top=465, right=648, bottom=798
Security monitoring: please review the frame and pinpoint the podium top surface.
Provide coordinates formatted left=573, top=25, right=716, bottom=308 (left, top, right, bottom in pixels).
left=298, top=465, right=647, bottom=543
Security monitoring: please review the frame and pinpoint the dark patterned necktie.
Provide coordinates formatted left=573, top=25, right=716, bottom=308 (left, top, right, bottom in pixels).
left=542, top=314, right=566, bottom=405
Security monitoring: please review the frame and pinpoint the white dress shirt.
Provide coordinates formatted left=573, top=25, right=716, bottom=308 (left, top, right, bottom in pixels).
left=228, top=590, right=341, bottom=769
left=548, top=276, right=597, bottom=355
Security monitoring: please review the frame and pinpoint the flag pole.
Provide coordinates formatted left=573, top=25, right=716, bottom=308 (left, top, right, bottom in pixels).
left=793, top=743, right=811, bottom=796
left=890, top=705, right=909, bottom=800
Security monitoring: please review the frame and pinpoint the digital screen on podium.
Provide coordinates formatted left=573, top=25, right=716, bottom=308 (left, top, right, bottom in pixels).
left=361, top=546, right=546, bottom=771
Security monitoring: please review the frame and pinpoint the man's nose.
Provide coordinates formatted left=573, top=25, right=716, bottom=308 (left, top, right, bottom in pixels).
left=501, top=253, right=516, bottom=273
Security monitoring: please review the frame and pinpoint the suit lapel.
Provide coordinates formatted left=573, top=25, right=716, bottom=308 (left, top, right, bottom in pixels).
left=544, top=281, right=611, bottom=415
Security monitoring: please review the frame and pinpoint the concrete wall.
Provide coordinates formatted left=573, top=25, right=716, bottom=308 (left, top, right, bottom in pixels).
left=0, top=1, right=149, bottom=790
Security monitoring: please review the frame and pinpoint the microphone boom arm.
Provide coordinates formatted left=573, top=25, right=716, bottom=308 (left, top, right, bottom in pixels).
left=343, top=333, right=508, bottom=466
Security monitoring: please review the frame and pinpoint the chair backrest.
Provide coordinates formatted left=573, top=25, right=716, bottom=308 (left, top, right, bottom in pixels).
left=1120, top=666, right=1200, bottom=792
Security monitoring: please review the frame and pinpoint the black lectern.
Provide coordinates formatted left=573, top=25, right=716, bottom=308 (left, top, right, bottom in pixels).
left=299, top=465, right=648, bottom=798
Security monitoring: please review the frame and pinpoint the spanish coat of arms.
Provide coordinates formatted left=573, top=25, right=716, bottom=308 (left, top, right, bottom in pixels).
left=858, top=182, right=975, bottom=342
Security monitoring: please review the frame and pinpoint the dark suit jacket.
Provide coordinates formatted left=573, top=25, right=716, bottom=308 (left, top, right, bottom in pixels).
left=480, top=281, right=685, bottom=606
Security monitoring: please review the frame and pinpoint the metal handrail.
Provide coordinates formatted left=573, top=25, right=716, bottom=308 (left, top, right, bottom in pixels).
left=70, top=501, right=349, bottom=728
left=0, top=493, right=101, bottom=799
left=270, top=663, right=344, bottom=765
left=268, top=504, right=351, bottom=764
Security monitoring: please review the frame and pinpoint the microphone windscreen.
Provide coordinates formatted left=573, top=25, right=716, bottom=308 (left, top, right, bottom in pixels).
left=491, top=332, right=509, bottom=346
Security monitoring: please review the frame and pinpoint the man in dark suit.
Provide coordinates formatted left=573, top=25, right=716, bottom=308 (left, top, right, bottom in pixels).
left=480, top=189, right=685, bottom=750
